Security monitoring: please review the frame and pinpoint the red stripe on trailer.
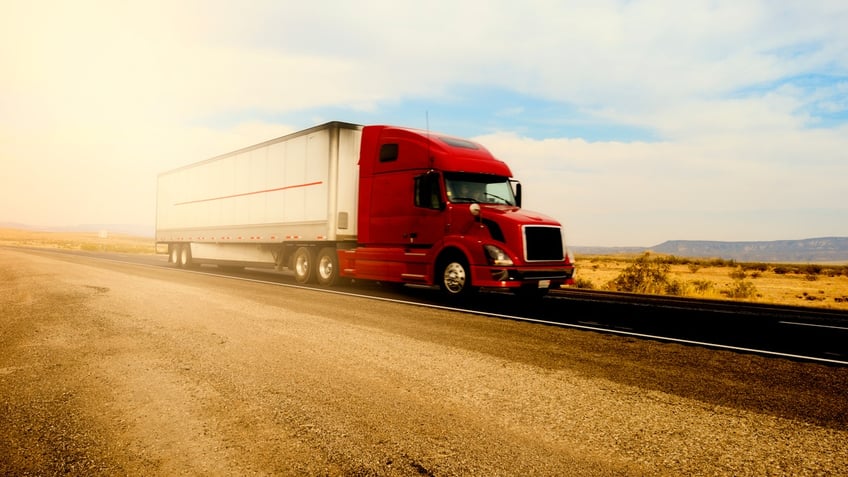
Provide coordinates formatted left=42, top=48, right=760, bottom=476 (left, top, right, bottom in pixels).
left=174, top=181, right=323, bottom=206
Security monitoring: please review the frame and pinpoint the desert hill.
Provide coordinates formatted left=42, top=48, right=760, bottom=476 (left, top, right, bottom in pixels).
left=574, top=237, right=848, bottom=263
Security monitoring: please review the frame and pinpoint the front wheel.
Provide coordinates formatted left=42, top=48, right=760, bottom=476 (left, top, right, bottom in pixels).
left=438, top=256, right=475, bottom=297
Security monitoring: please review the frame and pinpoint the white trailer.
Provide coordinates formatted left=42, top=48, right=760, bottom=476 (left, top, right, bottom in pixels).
left=156, top=122, right=362, bottom=271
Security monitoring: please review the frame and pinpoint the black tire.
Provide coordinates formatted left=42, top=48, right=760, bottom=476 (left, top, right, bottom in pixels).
left=316, top=247, right=339, bottom=286
left=293, top=247, right=315, bottom=284
left=169, top=245, right=180, bottom=266
left=438, top=255, right=475, bottom=297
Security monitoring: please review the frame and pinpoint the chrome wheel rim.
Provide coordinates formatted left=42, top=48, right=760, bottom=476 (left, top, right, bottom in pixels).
left=443, top=262, right=466, bottom=294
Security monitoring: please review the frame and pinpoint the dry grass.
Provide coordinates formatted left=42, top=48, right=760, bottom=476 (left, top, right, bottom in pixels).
left=574, top=253, right=848, bottom=311
left=0, top=228, right=157, bottom=254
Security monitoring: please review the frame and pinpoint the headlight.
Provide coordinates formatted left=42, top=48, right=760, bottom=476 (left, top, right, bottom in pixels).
left=484, top=245, right=514, bottom=266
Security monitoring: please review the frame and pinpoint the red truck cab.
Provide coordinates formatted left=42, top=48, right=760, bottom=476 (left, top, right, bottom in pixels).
left=340, top=125, right=574, bottom=297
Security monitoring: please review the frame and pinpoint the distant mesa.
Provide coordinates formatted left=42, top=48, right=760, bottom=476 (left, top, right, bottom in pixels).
left=573, top=237, right=848, bottom=263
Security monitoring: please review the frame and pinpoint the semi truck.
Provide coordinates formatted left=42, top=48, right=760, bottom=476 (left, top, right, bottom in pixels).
left=156, top=121, right=574, bottom=297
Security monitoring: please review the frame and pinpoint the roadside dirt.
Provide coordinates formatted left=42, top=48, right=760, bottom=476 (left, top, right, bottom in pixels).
left=1, top=248, right=847, bottom=476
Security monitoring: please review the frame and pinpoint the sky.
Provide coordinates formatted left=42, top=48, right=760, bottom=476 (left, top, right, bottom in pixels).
left=1, top=0, right=847, bottom=247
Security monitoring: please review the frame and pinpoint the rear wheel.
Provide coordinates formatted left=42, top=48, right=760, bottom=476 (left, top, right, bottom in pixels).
left=178, top=244, right=193, bottom=268
left=438, top=255, right=475, bottom=297
left=316, top=247, right=339, bottom=286
left=169, top=245, right=179, bottom=265
left=293, top=247, right=315, bottom=284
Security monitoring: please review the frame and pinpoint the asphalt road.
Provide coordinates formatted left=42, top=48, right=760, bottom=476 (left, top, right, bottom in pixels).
left=77, top=247, right=848, bottom=364
left=2, top=247, right=847, bottom=476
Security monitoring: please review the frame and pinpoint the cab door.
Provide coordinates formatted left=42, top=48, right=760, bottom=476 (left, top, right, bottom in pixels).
left=407, top=171, right=446, bottom=247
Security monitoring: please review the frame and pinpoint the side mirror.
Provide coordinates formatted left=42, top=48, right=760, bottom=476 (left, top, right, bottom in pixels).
left=512, top=181, right=522, bottom=207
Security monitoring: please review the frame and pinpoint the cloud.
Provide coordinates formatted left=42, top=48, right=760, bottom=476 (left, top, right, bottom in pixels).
left=1, top=0, right=846, bottom=246
left=5, top=1, right=845, bottom=131
left=476, top=120, right=848, bottom=245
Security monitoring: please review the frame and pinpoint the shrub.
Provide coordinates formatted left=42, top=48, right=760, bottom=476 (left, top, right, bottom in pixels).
left=742, top=262, right=769, bottom=272
left=729, top=267, right=747, bottom=280
left=802, top=264, right=823, bottom=276
left=665, top=279, right=689, bottom=296
left=690, top=279, right=714, bottom=294
left=822, top=266, right=848, bottom=277
left=607, top=252, right=679, bottom=295
left=574, top=277, right=595, bottom=289
left=722, top=280, right=757, bottom=299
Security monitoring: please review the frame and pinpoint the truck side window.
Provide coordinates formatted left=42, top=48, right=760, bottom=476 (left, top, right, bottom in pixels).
left=414, top=173, right=442, bottom=210
left=379, top=144, right=399, bottom=162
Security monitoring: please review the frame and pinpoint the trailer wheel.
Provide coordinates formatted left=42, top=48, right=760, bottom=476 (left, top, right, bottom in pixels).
left=169, top=245, right=179, bottom=265
left=438, top=255, right=475, bottom=297
left=316, top=247, right=339, bottom=286
left=178, top=244, right=193, bottom=268
left=293, top=247, right=315, bottom=284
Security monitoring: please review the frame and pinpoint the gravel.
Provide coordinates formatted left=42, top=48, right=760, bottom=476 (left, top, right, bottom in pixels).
left=1, top=247, right=847, bottom=476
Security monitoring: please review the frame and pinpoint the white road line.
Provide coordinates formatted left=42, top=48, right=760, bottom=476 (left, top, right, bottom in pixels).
left=476, top=309, right=848, bottom=367
left=779, top=321, right=848, bottom=331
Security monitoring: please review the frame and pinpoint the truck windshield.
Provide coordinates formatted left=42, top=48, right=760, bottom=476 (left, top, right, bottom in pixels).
left=445, top=173, right=516, bottom=206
